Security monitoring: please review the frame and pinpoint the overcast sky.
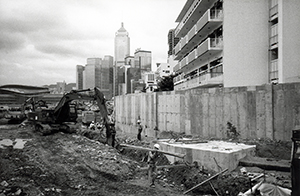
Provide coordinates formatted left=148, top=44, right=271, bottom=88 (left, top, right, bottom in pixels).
left=0, top=0, right=185, bottom=86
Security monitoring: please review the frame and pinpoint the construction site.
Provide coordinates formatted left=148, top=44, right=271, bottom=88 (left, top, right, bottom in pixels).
left=0, top=84, right=299, bottom=195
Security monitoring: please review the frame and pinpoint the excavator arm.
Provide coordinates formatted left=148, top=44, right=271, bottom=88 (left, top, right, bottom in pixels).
left=53, top=89, right=95, bottom=123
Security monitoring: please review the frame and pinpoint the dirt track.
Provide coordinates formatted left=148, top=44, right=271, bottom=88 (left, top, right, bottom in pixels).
left=0, top=122, right=292, bottom=196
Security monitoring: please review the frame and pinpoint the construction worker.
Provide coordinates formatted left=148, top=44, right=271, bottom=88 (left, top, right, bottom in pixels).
left=137, top=120, right=142, bottom=141
left=148, top=143, right=160, bottom=187
left=89, top=121, right=96, bottom=130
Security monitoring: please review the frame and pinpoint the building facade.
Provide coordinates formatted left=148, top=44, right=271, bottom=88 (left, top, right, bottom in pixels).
left=173, top=0, right=300, bottom=90
left=84, top=58, right=101, bottom=89
left=114, top=23, right=130, bottom=96
left=76, top=65, right=85, bottom=90
left=76, top=57, right=113, bottom=99
left=156, top=63, right=171, bottom=78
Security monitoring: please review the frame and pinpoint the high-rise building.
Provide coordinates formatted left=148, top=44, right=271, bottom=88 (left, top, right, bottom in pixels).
left=101, top=55, right=114, bottom=99
left=156, top=63, right=171, bottom=78
left=84, top=58, right=101, bottom=89
left=114, top=22, right=130, bottom=96
left=124, top=56, right=135, bottom=94
left=168, top=29, right=179, bottom=57
left=76, top=65, right=85, bottom=90
left=76, top=57, right=113, bottom=99
left=134, top=49, right=152, bottom=72
left=173, top=0, right=300, bottom=90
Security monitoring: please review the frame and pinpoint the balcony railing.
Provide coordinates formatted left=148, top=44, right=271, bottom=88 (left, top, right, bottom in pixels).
left=270, top=4, right=278, bottom=18
left=175, top=0, right=201, bottom=37
left=175, top=8, right=223, bottom=57
left=269, top=59, right=278, bottom=81
left=187, top=50, right=196, bottom=64
left=197, top=37, right=223, bottom=58
left=270, top=35, right=278, bottom=46
left=210, top=8, right=223, bottom=19
left=174, top=71, right=223, bottom=90
left=210, top=37, right=223, bottom=48
left=179, top=57, right=187, bottom=69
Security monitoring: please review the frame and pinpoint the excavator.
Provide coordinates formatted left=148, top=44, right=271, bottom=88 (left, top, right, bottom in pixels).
left=27, top=87, right=115, bottom=146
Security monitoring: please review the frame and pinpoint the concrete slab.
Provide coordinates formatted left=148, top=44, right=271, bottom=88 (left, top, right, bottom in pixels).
left=157, top=139, right=256, bottom=172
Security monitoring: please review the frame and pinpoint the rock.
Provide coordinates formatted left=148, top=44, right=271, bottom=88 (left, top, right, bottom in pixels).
left=0, top=139, right=13, bottom=148
left=14, top=189, right=22, bottom=195
left=13, top=139, right=29, bottom=149
left=0, top=181, right=9, bottom=187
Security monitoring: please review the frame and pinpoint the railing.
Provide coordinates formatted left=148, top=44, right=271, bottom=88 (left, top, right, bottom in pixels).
left=270, top=35, right=278, bottom=46
left=187, top=50, right=196, bottom=64
left=211, top=72, right=223, bottom=78
left=210, top=8, right=223, bottom=19
left=269, top=59, right=278, bottom=81
left=175, top=0, right=201, bottom=37
left=199, top=71, right=208, bottom=81
left=271, top=24, right=278, bottom=37
left=175, top=8, right=223, bottom=57
left=174, top=71, right=223, bottom=90
left=180, top=57, right=187, bottom=69
left=270, top=24, right=278, bottom=46
left=210, top=37, right=223, bottom=48
left=270, top=4, right=278, bottom=18
left=188, top=25, right=197, bottom=41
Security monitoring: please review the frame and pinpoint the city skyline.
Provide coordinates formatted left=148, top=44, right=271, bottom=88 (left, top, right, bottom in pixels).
left=0, top=0, right=185, bottom=86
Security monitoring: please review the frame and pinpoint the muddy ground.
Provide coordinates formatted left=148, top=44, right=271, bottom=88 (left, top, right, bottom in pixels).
left=0, top=120, right=292, bottom=196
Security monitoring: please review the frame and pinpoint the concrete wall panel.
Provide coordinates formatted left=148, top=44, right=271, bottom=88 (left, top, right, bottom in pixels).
left=115, top=83, right=300, bottom=142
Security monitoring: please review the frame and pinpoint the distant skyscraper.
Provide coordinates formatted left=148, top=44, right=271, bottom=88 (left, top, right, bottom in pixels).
left=102, top=55, right=114, bottom=99
left=115, top=22, right=130, bottom=66
left=134, top=49, right=152, bottom=80
left=77, top=57, right=114, bottom=99
left=114, top=22, right=130, bottom=96
left=83, top=58, right=101, bottom=90
left=76, top=65, right=85, bottom=90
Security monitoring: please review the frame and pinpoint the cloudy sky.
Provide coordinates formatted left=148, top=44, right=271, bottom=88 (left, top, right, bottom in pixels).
left=0, top=0, right=185, bottom=86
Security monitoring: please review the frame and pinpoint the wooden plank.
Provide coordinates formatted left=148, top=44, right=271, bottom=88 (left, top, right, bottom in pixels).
left=119, top=144, right=186, bottom=158
left=138, top=164, right=187, bottom=171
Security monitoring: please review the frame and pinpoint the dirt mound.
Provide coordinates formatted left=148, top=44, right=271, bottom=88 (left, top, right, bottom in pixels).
left=0, top=125, right=181, bottom=196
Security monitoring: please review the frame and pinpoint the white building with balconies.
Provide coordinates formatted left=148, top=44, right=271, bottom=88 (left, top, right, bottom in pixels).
left=173, top=0, right=300, bottom=90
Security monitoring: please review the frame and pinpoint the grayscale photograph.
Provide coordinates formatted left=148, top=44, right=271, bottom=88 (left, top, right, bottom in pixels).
left=0, top=0, right=300, bottom=195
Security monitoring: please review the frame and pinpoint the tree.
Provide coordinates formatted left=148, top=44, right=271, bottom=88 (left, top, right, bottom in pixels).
left=156, top=75, right=174, bottom=91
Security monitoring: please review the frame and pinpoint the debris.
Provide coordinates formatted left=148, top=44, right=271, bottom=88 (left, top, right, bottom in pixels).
left=14, top=189, right=22, bottom=195
left=0, top=181, right=9, bottom=187
left=240, top=182, right=291, bottom=196
left=240, top=167, right=247, bottom=175
left=0, top=139, right=13, bottom=148
left=13, top=139, right=30, bottom=149
left=183, top=168, right=228, bottom=194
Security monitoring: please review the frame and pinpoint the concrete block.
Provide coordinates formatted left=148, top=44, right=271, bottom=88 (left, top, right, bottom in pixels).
left=158, top=140, right=256, bottom=172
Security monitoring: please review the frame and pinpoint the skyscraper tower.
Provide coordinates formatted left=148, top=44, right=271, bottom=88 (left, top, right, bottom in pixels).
left=114, top=22, right=130, bottom=96
left=76, top=65, right=85, bottom=90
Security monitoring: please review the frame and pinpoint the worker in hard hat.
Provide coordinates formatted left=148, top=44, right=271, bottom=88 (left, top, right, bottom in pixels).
left=89, top=121, right=95, bottom=130
left=137, top=119, right=142, bottom=141
left=147, top=143, right=160, bottom=187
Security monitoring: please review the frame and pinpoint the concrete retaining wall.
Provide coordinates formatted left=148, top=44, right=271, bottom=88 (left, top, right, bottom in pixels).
left=115, top=83, right=300, bottom=141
